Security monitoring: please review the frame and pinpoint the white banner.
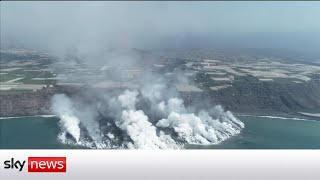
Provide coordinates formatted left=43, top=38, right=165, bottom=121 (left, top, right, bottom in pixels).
left=1, top=150, right=320, bottom=180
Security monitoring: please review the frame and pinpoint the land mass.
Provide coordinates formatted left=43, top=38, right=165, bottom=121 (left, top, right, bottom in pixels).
left=0, top=78, right=319, bottom=118
left=1, top=48, right=320, bottom=118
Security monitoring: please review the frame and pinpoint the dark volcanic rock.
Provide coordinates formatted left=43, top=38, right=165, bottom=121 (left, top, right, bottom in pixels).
left=0, top=88, right=60, bottom=117
left=183, top=79, right=320, bottom=116
left=0, top=86, right=78, bottom=117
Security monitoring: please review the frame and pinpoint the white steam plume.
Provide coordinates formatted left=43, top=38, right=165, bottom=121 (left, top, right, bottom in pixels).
left=115, top=90, right=180, bottom=149
left=51, top=94, right=105, bottom=148
left=49, top=48, right=244, bottom=149
left=51, top=94, right=81, bottom=143
left=51, top=86, right=244, bottom=149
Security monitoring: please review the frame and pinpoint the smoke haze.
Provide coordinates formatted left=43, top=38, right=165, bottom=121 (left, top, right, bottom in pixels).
left=1, top=2, right=320, bottom=53
left=2, top=1, right=319, bottom=149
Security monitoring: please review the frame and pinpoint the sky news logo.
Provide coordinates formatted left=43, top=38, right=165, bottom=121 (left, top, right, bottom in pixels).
left=3, top=157, right=66, bottom=172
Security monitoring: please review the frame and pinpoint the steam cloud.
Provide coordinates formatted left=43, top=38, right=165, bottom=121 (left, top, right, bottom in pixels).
left=51, top=94, right=81, bottom=143
left=51, top=74, right=244, bottom=149
left=36, top=3, right=245, bottom=149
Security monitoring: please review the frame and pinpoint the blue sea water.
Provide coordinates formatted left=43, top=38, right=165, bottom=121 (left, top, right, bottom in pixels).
left=1, top=115, right=320, bottom=149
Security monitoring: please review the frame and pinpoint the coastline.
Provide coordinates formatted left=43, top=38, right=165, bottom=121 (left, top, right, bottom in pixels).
left=1, top=112, right=319, bottom=122
left=236, top=114, right=320, bottom=122
left=0, top=114, right=56, bottom=120
left=298, top=112, right=320, bottom=119
left=234, top=111, right=320, bottom=121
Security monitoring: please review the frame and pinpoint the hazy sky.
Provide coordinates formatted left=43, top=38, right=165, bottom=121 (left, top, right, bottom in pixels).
left=1, top=1, right=320, bottom=52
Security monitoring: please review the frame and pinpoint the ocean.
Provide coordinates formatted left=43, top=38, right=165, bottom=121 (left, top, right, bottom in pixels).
left=1, top=115, right=320, bottom=149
